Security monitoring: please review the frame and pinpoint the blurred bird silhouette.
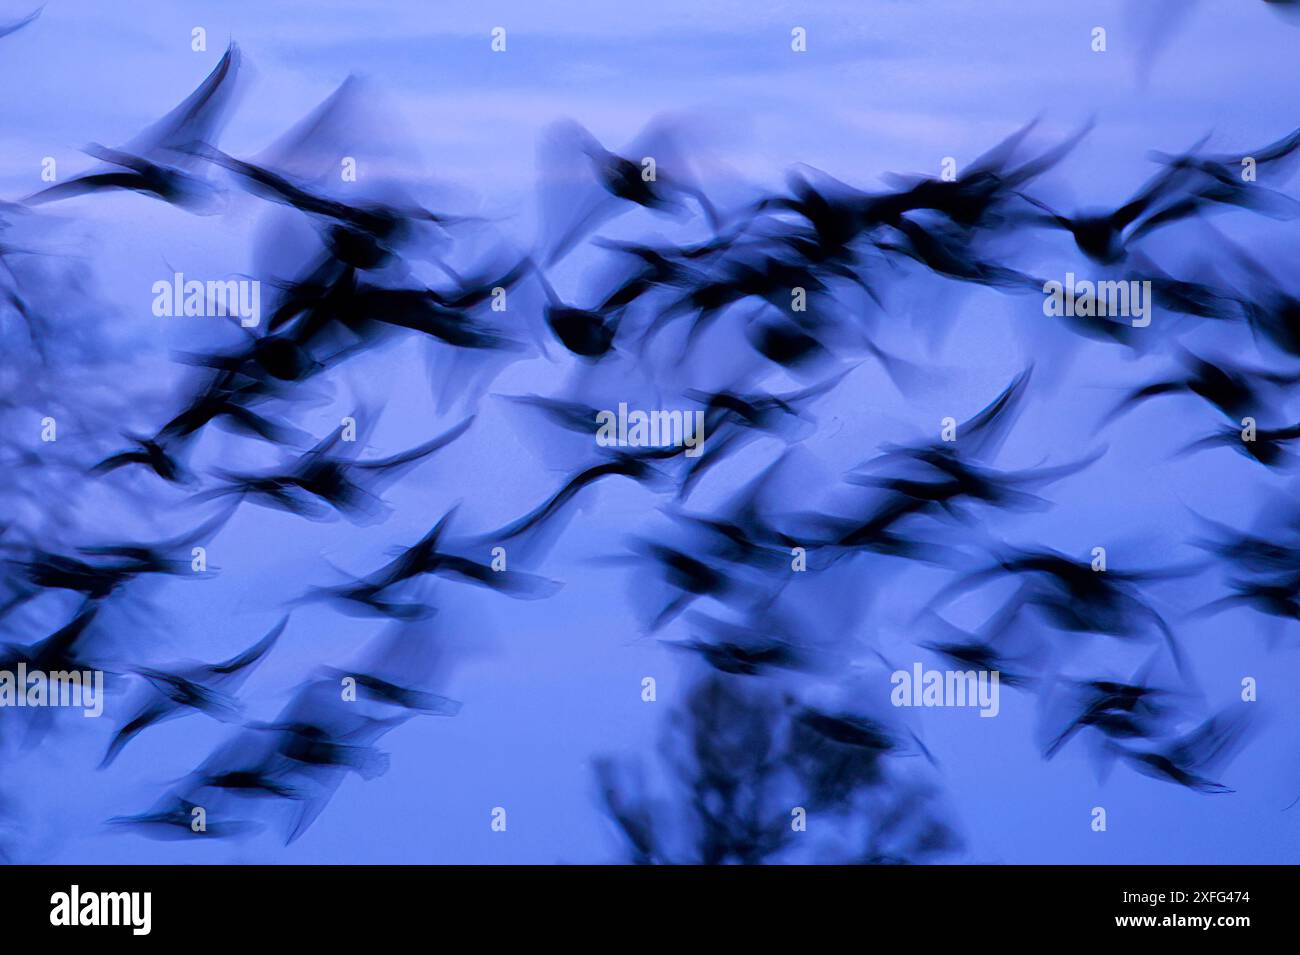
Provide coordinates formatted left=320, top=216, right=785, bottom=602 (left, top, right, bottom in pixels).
left=0, top=5, right=40, bottom=40
left=206, top=415, right=474, bottom=524
left=306, top=507, right=560, bottom=618
left=537, top=117, right=720, bottom=265
left=101, top=616, right=288, bottom=767
left=1108, top=706, right=1255, bottom=793
left=26, top=44, right=241, bottom=212
left=1018, top=159, right=1197, bottom=263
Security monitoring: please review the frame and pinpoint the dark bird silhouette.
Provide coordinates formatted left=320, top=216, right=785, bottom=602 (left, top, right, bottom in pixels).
left=90, top=434, right=188, bottom=484
left=652, top=245, right=859, bottom=351
left=624, top=539, right=736, bottom=631
left=155, top=369, right=308, bottom=449
left=590, top=237, right=709, bottom=313
left=467, top=454, right=667, bottom=551
left=527, top=263, right=621, bottom=358
left=1181, top=420, right=1300, bottom=468
left=537, top=117, right=720, bottom=265
left=1126, top=254, right=1245, bottom=325
left=1148, top=125, right=1300, bottom=187
left=746, top=314, right=828, bottom=370
left=0, top=5, right=40, bottom=40
left=190, top=142, right=469, bottom=270
left=207, top=416, right=474, bottom=523
left=664, top=455, right=804, bottom=571
left=1018, top=160, right=1196, bottom=263
left=0, top=601, right=101, bottom=674
left=1127, top=169, right=1300, bottom=243
left=174, top=327, right=330, bottom=385
left=163, top=724, right=305, bottom=814
left=1, top=508, right=230, bottom=615
left=251, top=678, right=421, bottom=843
left=1193, top=574, right=1300, bottom=622
left=25, top=44, right=241, bottom=211
left=917, top=610, right=1043, bottom=688
left=1188, top=511, right=1300, bottom=576
left=937, top=544, right=1190, bottom=673
left=789, top=702, right=938, bottom=808
left=315, top=621, right=463, bottom=716
left=101, top=616, right=288, bottom=767
left=796, top=708, right=901, bottom=754
left=749, top=165, right=880, bottom=260
left=306, top=507, right=560, bottom=618
left=874, top=216, right=1043, bottom=291
left=1038, top=658, right=1180, bottom=759
left=848, top=445, right=1103, bottom=526
left=1212, top=231, right=1300, bottom=359
left=676, top=368, right=851, bottom=498
left=796, top=369, right=1042, bottom=556
left=323, top=669, right=461, bottom=715
left=1109, top=707, right=1255, bottom=793
left=1103, top=348, right=1300, bottom=424
left=108, top=793, right=261, bottom=841
left=256, top=262, right=517, bottom=358
left=665, top=611, right=815, bottom=676
left=877, top=364, right=1034, bottom=462
left=876, top=118, right=1095, bottom=231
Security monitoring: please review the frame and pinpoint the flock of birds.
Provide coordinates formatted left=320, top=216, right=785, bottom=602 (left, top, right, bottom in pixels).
left=2, top=10, right=1300, bottom=864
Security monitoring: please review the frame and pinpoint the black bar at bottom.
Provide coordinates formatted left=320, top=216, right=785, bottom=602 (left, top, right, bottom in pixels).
left=0, top=864, right=1282, bottom=939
